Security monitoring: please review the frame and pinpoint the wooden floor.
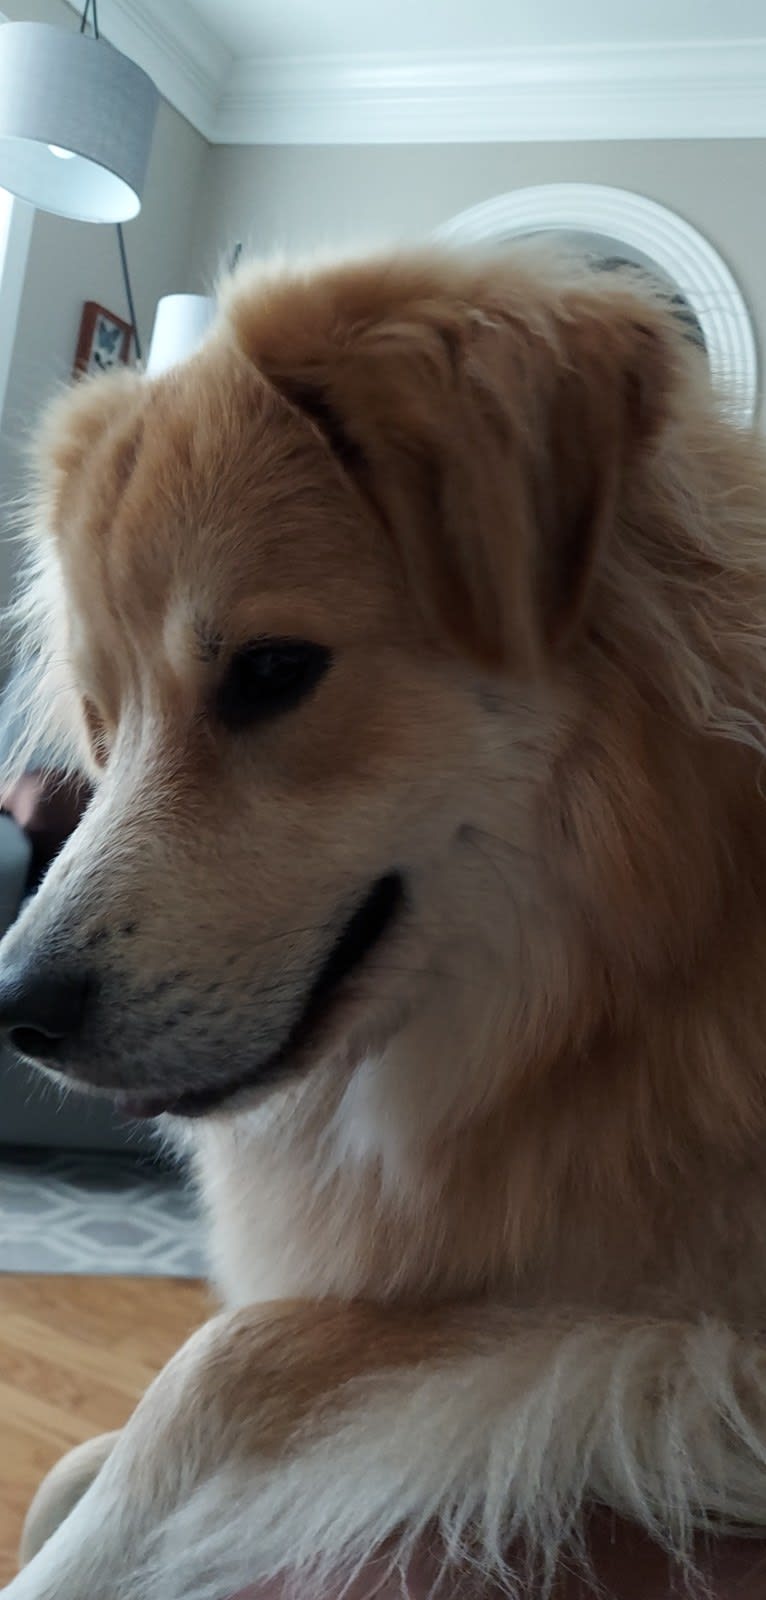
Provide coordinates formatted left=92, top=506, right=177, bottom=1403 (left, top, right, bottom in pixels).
left=0, top=1274, right=211, bottom=1585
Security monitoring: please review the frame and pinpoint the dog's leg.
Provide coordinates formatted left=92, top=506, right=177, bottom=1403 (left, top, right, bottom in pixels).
left=19, top=1432, right=119, bottom=1567
left=4, top=1302, right=766, bottom=1600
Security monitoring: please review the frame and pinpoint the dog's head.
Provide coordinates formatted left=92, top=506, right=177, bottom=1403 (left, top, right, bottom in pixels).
left=0, top=250, right=693, bottom=1128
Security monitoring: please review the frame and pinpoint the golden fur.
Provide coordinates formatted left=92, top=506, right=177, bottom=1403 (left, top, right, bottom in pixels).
left=4, top=245, right=766, bottom=1598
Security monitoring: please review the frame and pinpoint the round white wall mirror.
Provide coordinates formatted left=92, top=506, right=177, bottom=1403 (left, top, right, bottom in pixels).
left=436, top=184, right=758, bottom=425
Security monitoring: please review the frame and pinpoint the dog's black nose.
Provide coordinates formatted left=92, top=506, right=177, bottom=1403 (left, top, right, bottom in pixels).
left=0, top=964, right=90, bottom=1060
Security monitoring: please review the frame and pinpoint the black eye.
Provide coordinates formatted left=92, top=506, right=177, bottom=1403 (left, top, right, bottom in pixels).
left=216, top=639, right=331, bottom=730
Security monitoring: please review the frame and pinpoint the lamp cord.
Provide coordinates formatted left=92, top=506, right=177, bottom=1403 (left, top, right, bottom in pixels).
left=116, top=226, right=142, bottom=364
left=81, top=0, right=144, bottom=365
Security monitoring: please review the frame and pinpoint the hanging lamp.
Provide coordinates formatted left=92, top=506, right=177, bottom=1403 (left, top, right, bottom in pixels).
left=0, top=12, right=158, bottom=225
left=0, top=0, right=159, bottom=363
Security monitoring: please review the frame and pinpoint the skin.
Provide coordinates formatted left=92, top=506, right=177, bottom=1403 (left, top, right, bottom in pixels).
left=233, top=1524, right=766, bottom=1600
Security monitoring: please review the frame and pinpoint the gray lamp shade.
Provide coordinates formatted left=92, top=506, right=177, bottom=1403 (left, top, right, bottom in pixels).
left=0, top=22, right=158, bottom=223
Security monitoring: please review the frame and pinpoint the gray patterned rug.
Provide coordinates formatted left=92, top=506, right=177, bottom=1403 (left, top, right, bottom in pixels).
left=0, top=1147, right=206, bottom=1276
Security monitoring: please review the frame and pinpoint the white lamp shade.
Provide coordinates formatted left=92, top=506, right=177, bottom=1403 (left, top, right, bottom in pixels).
left=146, top=294, right=217, bottom=376
left=0, top=22, right=158, bottom=223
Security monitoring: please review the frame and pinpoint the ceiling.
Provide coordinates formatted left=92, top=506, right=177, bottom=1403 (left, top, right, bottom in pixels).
left=186, top=0, right=766, bottom=60
left=62, top=0, right=766, bottom=146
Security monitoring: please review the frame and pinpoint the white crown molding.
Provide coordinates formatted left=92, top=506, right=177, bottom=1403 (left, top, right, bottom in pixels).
left=217, top=39, right=766, bottom=145
left=56, top=10, right=766, bottom=146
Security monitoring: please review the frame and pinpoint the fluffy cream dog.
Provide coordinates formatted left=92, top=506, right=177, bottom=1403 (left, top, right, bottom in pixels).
left=3, top=246, right=766, bottom=1600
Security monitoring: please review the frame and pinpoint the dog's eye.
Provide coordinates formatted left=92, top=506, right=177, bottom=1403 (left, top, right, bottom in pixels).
left=217, top=640, right=331, bottom=730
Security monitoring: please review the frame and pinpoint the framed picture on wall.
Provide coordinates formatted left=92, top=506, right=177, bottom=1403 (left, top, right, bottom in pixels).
left=74, top=301, right=133, bottom=377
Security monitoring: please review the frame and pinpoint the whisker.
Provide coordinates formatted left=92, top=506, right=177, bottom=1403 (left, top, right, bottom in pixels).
left=356, top=961, right=498, bottom=995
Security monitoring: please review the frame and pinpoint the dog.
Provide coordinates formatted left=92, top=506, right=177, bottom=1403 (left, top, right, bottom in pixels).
left=3, top=244, right=766, bottom=1600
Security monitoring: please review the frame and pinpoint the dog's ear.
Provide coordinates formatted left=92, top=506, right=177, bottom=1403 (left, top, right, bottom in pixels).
left=228, top=259, right=676, bottom=670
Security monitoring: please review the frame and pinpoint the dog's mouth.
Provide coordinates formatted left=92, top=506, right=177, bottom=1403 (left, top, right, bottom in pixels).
left=118, top=871, right=406, bottom=1121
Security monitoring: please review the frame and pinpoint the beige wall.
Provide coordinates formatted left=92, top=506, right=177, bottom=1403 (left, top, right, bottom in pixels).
left=0, top=0, right=208, bottom=605
left=192, top=137, right=766, bottom=409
